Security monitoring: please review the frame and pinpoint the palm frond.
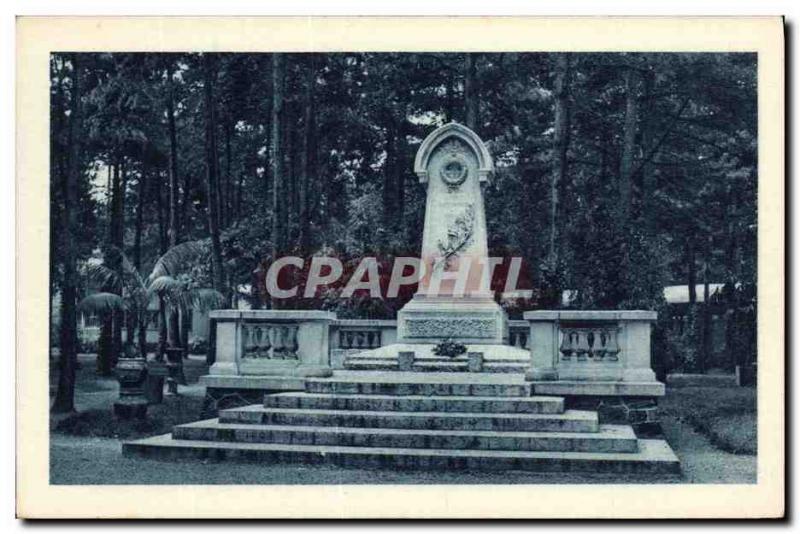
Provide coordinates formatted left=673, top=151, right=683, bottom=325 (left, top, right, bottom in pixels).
left=149, top=240, right=209, bottom=281
left=78, top=292, right=128, bottom=315
left=84, top=263, right=122, bottom=292
left=147, top=275, right=184, bottom=297
left=188, top=288, right=227, bottom=312
left=119, top=253, right=147, bottom=292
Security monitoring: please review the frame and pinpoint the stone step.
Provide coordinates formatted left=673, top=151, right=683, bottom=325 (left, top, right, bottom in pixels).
left=343, top=359, right=527, bottom=374
left=173, top=419, right=637, bottom=452
left=264, top=392, right=565, bottom=414
left=124, top=435, right=680, bottom=474
left=305, top=375, right=531, bottom=397
left=219, top=405, right=599, bottom=432
left=345, top=355, right=525, bottom=364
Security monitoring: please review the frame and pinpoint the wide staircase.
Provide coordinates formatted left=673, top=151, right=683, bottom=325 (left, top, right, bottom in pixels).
left=124, top=372, right=680, bottom=474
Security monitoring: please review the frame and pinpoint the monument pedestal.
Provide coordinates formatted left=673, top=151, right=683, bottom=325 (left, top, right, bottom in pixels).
left=397, top=295, right=508, bottom=345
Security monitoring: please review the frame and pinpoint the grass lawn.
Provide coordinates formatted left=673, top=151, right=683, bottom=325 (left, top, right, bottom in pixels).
left=49, top=355, right=757, bottom=485
left=659, top=385, right=757, bottom=455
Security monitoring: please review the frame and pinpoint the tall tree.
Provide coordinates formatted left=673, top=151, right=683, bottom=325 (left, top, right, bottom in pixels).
left=165, top=60, right=182, bottom=350
left=298, top=55, right=316, bottom=253
left=548, top=53, right=571, bottom=267
left=203, top=53, right=227, bottom=296
left=270, top=53, right=286, bottom=286
left=618, top=66, right=641, bottom=227
left=464, top=53, right=478, bottom=130
left=52, top=54, right=82, bottom=413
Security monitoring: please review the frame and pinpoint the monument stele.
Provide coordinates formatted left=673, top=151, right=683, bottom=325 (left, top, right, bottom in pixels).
left=397, top=122, right=508, bottom=344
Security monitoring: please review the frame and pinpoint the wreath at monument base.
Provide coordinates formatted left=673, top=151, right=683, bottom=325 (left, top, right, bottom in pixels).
left=432, top=339, right=468, bottom=359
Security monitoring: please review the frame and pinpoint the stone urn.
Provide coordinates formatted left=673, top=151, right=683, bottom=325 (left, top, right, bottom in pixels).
left=114, top=356, right=149, bottom=419
left=468, top=352, right=484, bottom=373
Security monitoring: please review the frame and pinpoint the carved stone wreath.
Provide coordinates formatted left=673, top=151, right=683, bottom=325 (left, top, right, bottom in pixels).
left=438, top=140, right=469, bottom=192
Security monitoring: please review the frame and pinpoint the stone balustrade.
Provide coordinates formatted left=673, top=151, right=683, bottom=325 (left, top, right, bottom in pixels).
left=508, top=320, right=530, bottom=349
left=328, top=319, right=398, bottom=369
left=206, top=310, right=336, bottom=380
left=522, top=310, right=659, bottom=386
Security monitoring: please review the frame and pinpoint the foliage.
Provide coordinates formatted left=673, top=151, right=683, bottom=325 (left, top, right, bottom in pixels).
left=50, top=51, right=758, bottom=373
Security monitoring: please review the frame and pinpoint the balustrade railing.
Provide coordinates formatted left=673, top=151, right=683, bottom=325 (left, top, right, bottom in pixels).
left=523, top=310, right=659, bottom=384
left=338, top=329, right=383, bottom=350
left=242, top=322, right=300, bottom=360
left=508, top=321, right=529, bottom=349
left=558, top=324, right=620, bottom=363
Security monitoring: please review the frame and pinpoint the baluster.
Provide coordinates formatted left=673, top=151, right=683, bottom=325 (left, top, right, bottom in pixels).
left=289, top=325, right=299, bottom=359
left=559, top=330, right=573, bottom=361
left=586, top=329, right=596, bottom=359
left=263, top=324, right=273, bottom=358
left=255, top=325, right=265, bottom=357
left=576, top=330, right=590, bottom=361
left=243, top=325, right=255, bottom=357
left=595, top=328, right=607, bottom=360
left=606, top=328, right=620, bottom=361
left=273, top=326, right=285, bottom=359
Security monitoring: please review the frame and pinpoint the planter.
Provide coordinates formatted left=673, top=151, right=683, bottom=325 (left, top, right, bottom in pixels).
left=113, top=357, right=148, bottom=419
left=468, top=352, right=484, bottom=373
left=398, top=351, right=415, bottom=371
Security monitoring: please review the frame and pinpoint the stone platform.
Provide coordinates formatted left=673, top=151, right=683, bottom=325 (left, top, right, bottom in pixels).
left=124, top=371, right=680, bottom=475
left=342, top=344, right=529, bottom=373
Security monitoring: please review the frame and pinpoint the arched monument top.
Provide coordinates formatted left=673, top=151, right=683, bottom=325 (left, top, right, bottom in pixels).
left=414, top=122, right=494, bottom=184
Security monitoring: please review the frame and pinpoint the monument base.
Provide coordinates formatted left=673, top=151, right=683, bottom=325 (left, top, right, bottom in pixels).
left=397, top=295, right=508, bottom=344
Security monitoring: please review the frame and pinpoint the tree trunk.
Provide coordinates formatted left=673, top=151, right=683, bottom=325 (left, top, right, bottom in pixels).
left=284, top=103, right=295, bottom=245
left=446, top=67, right=455, bottom=123
left=52, top=53, right=82, bottom=413
left=640, top=70, right=657, bottom=235
left=166, top=81, right=182, bottom=351
left=270, top=53, right=286, bottom=308
left=167, top=79, right=181, bottom=246
left=133, top=163, right=146, bottom=272
left=98, top=158, right=125, bottom=375
left=395, top=126, right=406, bottom=235
left=155, top=170, right=167, bottom=255
left=203, top=53, right=227, bottom=296
left=464, top=53, right=478, bottom=130
left=224, top=120, right=233, bottom=229
left=181, top=307, right=191, bottom=355
left=157, top=295, right=167, bottom=361
left=686, top=236, right=697, bottom=304
left=700, top=236, right=712, bottom=373
left=619, top=67, right=640, bottom=227
left=111, top=160, right=126, bottom=365
left=298, top=56, right=315, bottom=253
left=549, top=53, right=571, bottom=267
left=382, top=126, right=396, bottom=231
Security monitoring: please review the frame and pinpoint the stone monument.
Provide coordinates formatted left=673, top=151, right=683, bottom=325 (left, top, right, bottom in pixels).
left=397, top=123, right=508, bottom=344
